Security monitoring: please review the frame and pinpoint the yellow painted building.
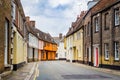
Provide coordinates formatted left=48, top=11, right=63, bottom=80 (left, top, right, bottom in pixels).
left=66, top=11, right=86, bottom=63
left=12, top=27, right=27, bottom=70
left=73, top=29, right=83, bottom=63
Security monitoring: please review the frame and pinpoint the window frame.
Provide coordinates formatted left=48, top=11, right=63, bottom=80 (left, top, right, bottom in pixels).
left=104, top=43, right=109, bottom=60
left=104, top=13, right=109, bottom=30
left=114, top=41, right=119, bottom=61
left=94, top=17, right=99, bottom=32
left=114, top=8, right=120, bottom=26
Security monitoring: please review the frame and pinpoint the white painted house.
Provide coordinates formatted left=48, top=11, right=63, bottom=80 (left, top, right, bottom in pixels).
left=28, top=33, right=39, bottom=61
left=54, top=34, right=66, bottom=60
left=57, top=38, right=66, bottom=60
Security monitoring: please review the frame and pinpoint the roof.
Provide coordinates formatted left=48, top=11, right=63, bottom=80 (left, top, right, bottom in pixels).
left=66, top=0, right=120, bottom=38
left=26, top=22, right=57, bottom=44
left=66, top=11, right=86, bottom=37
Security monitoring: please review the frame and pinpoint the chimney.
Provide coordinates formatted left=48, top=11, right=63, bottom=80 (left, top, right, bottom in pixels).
left=59, top=33, right=62, bottom=39
left=30, top=21, right=35, bottom=27
left=87, top=0, right=99, bottom=10
left=26, top=16, right=30, bottom=22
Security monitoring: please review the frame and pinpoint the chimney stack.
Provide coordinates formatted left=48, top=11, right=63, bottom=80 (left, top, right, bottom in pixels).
left=59, top=33, right=62, bottom=39
left=30, top=21, right=35, bottom=27
left=26, top=16, right=30, bottom=22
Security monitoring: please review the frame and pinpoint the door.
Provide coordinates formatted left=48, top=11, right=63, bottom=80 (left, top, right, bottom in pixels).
left=33, top=48, right=35, bottom=61
left=4, top=19, right=9, bottom=66
left=46, top=52, right=48, bottom=60
left=94, top=47, right=99, bottom=67
left=87, top=48, right=89, bottom=64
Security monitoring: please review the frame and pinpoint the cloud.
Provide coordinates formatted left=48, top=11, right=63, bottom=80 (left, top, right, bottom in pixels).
left=21, top=0, right=90, bottom=36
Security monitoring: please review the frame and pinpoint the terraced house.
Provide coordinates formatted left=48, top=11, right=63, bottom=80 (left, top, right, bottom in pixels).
left=11, top=0, right=27, bottom=70
left=0, top=0, right=12, bottom=73
left=25, top=17, right=57, bottom=61
left=25, top=17, right=39, bottom=62
left=42, top=33, right=57, bottom=60
left=65, top=0, right=120, bottom=69
left=66, top=11, right=86, bottom=63
left=54, top=34, right=66, bottom=60
left=91, top=0, right=120, bottom=69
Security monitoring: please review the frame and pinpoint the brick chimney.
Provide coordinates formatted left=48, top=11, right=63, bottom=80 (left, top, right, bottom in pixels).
left=59, top=33, right=62, bottom=39
left=30, top=21, right=35, bottom=27
left=26, top=16, right=30, bottom=22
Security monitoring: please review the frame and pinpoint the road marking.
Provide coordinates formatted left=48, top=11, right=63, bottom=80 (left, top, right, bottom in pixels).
left=33, top=63, right=39, bottom=80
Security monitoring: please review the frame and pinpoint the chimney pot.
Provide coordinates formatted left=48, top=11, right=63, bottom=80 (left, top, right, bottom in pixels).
left=59, top=33, right=62, bottom=39
left=30, top=21, right=35, bottom=27
left=26, top=16, right=30, bottom=22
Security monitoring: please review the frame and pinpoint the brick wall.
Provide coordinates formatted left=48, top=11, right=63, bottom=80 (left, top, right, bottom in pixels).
left=0, top=0, right=11, bottom=73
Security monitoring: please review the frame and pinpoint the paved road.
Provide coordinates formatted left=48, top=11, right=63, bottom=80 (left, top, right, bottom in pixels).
left=36, top=61, right=120, bottom=80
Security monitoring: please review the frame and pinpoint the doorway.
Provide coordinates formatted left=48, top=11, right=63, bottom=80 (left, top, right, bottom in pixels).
left=94, top=47, right=99, bottom=67
left=4, top=19, right=9, bottom=66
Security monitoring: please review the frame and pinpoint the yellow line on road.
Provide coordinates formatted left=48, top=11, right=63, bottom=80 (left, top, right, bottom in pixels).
left=33, top=63, right=39, bottom=80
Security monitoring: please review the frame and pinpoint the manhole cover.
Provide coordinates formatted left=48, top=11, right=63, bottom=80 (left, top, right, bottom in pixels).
left=62, top=74, right=111, bottom=79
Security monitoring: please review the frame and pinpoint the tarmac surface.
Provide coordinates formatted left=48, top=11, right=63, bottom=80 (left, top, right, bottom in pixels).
left=36, top=61, right=120, bottom=80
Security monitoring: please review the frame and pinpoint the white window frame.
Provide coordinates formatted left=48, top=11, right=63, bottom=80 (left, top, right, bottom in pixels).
left=12, top=1, right=16, bottom=20
left=95, top=17, right=99, bottom=32
left=114, top=42, right=119, bottom=60
left=115, top=9, right=120, bottom=26
left=104, top=43, right=109, bottom=60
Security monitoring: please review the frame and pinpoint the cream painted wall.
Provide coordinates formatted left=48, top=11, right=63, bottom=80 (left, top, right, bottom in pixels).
left=73, top=29, right=83, bottom=61
left=66, top=29, right=83, bottom=62
left=13, top=26, right=27, bottom=64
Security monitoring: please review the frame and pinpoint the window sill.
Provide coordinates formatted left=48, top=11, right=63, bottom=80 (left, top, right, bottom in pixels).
left=114, top=24, right=120, bottom=27
left=114, top=59, right=119, bottom=62
left=95, top=31, right=99, bottom=33
left=104, top=59, right=109, bottom=61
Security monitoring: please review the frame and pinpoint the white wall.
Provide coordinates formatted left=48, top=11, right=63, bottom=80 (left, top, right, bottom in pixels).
left=29, top=33, right=39, bottom=49
left=57, top=42, right=66, bottom=59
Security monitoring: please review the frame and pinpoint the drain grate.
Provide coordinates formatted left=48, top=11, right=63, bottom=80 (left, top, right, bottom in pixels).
left=62, top=74, right=111, bottom=79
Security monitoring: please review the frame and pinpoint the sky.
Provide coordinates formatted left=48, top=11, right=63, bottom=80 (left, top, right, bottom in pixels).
left=21, top=0, right=91, bottom=37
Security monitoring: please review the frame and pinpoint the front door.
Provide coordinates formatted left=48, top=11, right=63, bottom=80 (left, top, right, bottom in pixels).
left=46, top=52, right=48, bottom=60
left=94, top=47, right=99, bottom=67
left=33, top=48, right=35, bottom=61
left=4, top=19, right=9, bottom=66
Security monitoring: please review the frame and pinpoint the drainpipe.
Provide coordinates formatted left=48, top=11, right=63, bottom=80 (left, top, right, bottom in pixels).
left=100, top=13, right=102, bottom=67
left=90, top=12, right=93, bottom=66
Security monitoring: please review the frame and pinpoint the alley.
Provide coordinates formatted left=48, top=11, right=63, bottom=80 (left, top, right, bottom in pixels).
left=36, top=61, right=120, bottom=80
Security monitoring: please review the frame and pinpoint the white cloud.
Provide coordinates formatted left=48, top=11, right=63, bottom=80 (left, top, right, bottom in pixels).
left=48, top=0, right=72, bottom=8
left=21, top=0, right=90, bottom=36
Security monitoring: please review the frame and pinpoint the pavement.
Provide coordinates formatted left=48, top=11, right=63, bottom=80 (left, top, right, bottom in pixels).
left=0, top=62, right=38, bottom=80
left=36, top=61, right=120, bottom=80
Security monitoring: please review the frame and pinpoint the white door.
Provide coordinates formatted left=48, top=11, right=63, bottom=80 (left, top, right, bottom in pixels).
left=4, top=19, right=9, bottom=66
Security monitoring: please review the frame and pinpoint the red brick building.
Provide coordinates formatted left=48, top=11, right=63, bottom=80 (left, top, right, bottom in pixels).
left=0, top=0, right=12, bottom=73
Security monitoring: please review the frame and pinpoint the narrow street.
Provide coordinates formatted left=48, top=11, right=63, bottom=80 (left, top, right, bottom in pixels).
left=36, top=61, right=120, bottom=80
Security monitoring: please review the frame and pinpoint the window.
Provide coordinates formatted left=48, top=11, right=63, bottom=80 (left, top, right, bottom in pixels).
left=77, top=32, right=80, bottom=40
left=105, top=13, right=109, bottom=30
left=114, top=42, right=119, bottom=60
left=12, top=1, right=16, bottom=20
left=95, top=17, right=99, bottom=32
left=104, top=43, right=109, bottom=60
left=114, top=8, right=120, bottom=26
